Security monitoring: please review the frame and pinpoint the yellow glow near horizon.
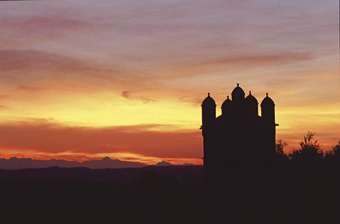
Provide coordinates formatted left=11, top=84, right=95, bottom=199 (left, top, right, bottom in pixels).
left=0, top=90, right=201, bottom=130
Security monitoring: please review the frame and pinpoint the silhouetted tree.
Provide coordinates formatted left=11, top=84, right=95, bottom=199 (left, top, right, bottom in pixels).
left=275, top=140, right=289, bottom=166
left=289, top=131, right=323, bottom=162
left=331, top=141, right=340, bottom=157
left=324, top=141, right=340, bottom=160
left=276, top=139, right=288, bottom=156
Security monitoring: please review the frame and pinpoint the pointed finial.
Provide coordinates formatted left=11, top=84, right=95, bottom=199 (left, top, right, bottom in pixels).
left=249, top=91, right=251, bottom=95
left=227, top=96, right=229, bottom=99
left=208, top=93, right=210, bottom=97
left=237, top=83, right=239, bottom=87
left=266, top=93, right=268, bottom=97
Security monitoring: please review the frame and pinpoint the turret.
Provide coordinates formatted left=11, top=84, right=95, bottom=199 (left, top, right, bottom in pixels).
left=201, top=93, right=216, bottom=129
left=245, top=91, right=258, bottom=117
left=261, top=93, right=275, bottom=123
left=231, top=83, right=245, bottom=102
left=201, top=93, right=216, bottom=175
left=261, top=93, right=276, bottom=157
left=231, top=83, right=245, bottom=118
left=221, top=96, right=232, bottom=116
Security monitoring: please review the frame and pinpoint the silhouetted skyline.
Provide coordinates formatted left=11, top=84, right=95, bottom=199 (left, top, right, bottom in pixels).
left=202, top=84, right=277, bottom=174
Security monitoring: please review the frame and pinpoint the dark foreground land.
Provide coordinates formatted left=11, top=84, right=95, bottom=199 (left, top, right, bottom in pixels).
left=1, top=165, right=340, bottom=224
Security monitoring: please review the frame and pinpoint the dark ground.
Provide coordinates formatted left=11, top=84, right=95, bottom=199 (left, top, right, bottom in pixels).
left=1, top=165, right=340, bottom=224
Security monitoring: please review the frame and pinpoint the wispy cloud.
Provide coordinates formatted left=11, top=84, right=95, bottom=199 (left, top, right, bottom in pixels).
left=0, top=49, right=96, bottom=73
left=121, top=91, right=156, bottom=103
left=197, top=53, right=313, bottom=68
left=12, top=85, right=43, bottom=93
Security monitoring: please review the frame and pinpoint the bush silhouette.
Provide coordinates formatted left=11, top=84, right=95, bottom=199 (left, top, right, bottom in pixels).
left=324, top=141, right=340, bottom=166
left=330, top=141, right=340, bottom=158
left=289, top=132, right=323, bottom=164
left=275, top=139, right=288, bottom=156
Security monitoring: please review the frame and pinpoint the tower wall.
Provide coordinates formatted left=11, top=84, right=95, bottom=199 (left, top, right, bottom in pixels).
left=262, top=105, right=275, bottom=124
left=201, top=93, right=216, bottom=175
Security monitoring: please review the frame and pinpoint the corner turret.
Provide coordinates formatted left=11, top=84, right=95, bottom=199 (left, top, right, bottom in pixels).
left=261, top=93, right=275, bottom=124
left=202, top=93, right=216, bottom=129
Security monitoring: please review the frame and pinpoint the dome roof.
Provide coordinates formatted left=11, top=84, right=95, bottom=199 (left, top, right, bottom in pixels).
left=245, top=91, right=258, bottom=104
left=221, top=96, right=232, bottom=108
left=261, top=93, right=275, bottom=107
left=202, top=93, right=216, bottom=107
left=231, top=83, right=245, bottom=100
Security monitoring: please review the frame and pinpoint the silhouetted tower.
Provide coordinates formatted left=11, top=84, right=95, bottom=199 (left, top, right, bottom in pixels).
left=261, top=93, right=275, bottom=124
left=231, top=83, right=245, bottom=101
left=245, top=91, right=258, bottom=118
left=202, top=93, right=216, bottom=130
left=201, top=93, right=216, bottom=174
left=231, top=83, right=245, bottom=118
left=261, top=93, right=276, bottom=156
left=221, top=96, right=232, bottom=116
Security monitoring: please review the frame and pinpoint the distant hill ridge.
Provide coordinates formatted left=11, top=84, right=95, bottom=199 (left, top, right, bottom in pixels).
left=0, top=157, right=148, bottom=170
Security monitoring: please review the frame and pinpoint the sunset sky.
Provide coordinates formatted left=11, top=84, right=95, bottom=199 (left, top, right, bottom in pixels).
left=0, top=0, right=339, bottom=165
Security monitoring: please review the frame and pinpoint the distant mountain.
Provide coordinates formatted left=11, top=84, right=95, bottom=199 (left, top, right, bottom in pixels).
left=0, top=157, right=146, bottom=170
left=155, top=161, right=173, bottom=166
left=82, top=157, right=145, bottom=169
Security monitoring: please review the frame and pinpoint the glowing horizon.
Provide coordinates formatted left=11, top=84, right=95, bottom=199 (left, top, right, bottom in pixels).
left=0, top=149, right=203, bottom=166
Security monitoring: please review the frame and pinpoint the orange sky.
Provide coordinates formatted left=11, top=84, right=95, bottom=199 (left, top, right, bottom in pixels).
left=0, top=1, right=339, bottom=165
